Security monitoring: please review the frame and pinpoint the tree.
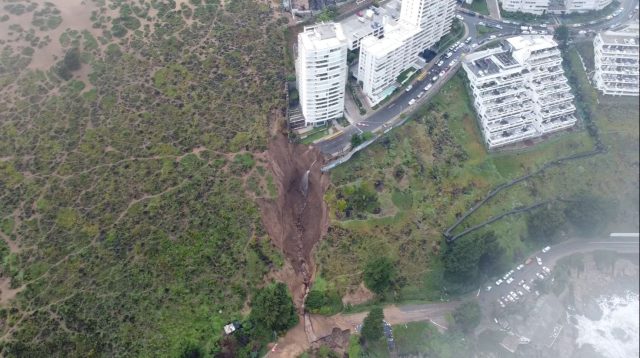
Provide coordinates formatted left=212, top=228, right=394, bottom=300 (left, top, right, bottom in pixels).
left=351, top=133, right=363, bottom=147
left=564, top=193, right=614, bottom=237
left=360, top=307, right=384, bottom=343
left=250, top=283, right=298, bottom=334
left=443, top=234, right=485, bottom=284
left=63, top=48, right=81, bottom=71
left=554, top=25, right=569, bottom=47
left=452, top=301, right=481, bottom=334
left=363, top=256, right=395, bottom=294
left=477, top=231, right=505, bottom=276
left=527, top=205, right=566, bottom=243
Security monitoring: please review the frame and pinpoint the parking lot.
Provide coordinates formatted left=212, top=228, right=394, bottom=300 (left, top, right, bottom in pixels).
left=481, top=246, right=555, bottom=310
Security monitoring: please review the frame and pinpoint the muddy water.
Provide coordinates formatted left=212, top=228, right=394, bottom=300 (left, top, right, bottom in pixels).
left=259, top=135, right=329, bottom=311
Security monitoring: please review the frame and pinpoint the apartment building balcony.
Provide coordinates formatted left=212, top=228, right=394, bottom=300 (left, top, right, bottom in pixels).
left=536, top=83, right=571, bottom=97
left=476, top=84, right=527, bottom=99
left=598, top=66, right=640, bottom=75
left=530, top=76, right=567, bottom=89
left=528, top=57, right=563, bottom=68
left=529, top=49, right=561, bottom=60
left=477, top=93, right=528, bottom=110
left=485, top=113, right=534, bottom=132
left=536, top=92, right=574, bottom=106
left=597, top=58, right=639, bottom=67
left=599, top=74, right=640, bottom=84
left=538, top=114, right=577, bottom=133
left=486, top=125, right=537, bottom=148
left=482, top=101, right=533, bottom=119
left=598, top=48, right=639, bottom=58
left=539, top=103, right=575, bottom=118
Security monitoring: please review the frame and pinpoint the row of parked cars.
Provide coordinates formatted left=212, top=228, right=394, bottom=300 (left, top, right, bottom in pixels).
left=493, top=246, right=552, bottom=308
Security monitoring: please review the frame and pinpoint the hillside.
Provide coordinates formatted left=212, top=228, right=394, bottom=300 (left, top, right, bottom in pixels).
left=0, top=0, right=292, bottom=355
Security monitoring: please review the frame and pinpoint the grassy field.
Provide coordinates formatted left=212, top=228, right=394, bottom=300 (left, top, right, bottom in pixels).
left=462, top=0, right=490, bottom=15
left=0, top=0, right=290, bottom=356
left=318, top=55, right=639, bottom=302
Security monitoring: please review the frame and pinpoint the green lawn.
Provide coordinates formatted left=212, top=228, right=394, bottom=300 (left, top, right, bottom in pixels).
left=462, top=0, right=490, bottom=15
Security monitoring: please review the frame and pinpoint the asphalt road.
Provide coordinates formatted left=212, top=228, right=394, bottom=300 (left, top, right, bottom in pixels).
left=478, top=237, right=640, bottom=312
left=314, top=0, right=638, bottom=156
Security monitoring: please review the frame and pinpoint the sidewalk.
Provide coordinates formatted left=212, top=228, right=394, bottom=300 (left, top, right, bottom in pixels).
left=486, top=0, right=502, bottom=20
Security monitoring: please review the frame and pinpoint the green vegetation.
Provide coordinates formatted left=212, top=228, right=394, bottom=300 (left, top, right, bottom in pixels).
left=555, top=25, right=570, bottom=48
left=564, top=193, right=615, bottom=237
left=526, top=203, right=567, bottom=244
left=0, top=0, right=291, bottom=355
left=319, top=44, right=638, bottom=302
left=364, top=257, right=396, bottom=295
left=249, top=283, right=298, bottom=335
left=305, top=277, right=343, bottom=315
left=436, top=19, right=464, bottom=52
left=393, top=321, right=471, bottom=357
left=316, top=6, right=339, bottom=22
left=476, top=25, right=498, bottom=35
left=360, top=307, right=384, bottom=344
left=350, top=131, right=374, bottom=147
left=452, top=301, right=482, bottom=333
left=462, top=0, right=490, bottom=15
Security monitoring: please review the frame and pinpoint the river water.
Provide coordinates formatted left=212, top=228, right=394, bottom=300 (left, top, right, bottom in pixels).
left=572, top=291, right=639, bottom=358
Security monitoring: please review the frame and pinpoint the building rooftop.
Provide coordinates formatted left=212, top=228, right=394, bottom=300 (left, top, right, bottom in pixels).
left=340, top=1, right=401, bottom=44
left=360, top=22, right=422, bottom=57
left=300, top=23, right=347, bottom=51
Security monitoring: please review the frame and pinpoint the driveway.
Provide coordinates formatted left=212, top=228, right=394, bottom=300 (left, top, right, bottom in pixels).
left=486, top=0, right=502, bottom=20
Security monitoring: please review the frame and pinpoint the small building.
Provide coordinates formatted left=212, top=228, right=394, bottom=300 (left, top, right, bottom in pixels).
left=223, top=322, right=238, bottom=335
left=593, top=22, right=639, bottom=96
left=462, top=36, right=577, bottom=149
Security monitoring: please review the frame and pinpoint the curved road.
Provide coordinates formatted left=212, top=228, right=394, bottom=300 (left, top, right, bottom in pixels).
left=314, top=0, right=638, bottom=156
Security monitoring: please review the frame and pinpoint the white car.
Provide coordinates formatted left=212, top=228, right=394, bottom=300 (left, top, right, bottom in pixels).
left=499, top=301, right=506, bottom=308
left=542, top=266, right=551, bottom=274
left=536, top=257, right=542, bottom=265
left=542, top=246, right=551, bottom=253
left=506, top=277, right=514, bottom=284
left=517, top=290, right=524, bottom=297
left=507, top=295, right=515, bottom=302
left=508, top=270, right=515, bottom=276
left=416, top=91, right=425, bottom=98
left=449, top=59, right=458, bottom=67
left=424, top=84, right=432, bottom=91
left=432, top=76, right=439, bottom=82
left=489, top=35, right=497, bottom=39
left=518, top=280, right=525, bottom=286
left=495, top=279, right=504, bottom=286
left=516, top=264, right=525, bottom=270
left=486, top=285, right=493, bottom=291
left=536, top=272, right=545, bottom=280
left=523, top=284, right=531, bottom=292
left=408, top=98, right=416, bottom=106
left=405, top=84, right=413, bottom=92
left=437, top=60, right=444, bottom=67
left=502, top=273, right=510, bottom=280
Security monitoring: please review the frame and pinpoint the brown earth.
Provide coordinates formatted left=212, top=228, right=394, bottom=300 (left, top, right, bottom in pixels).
left=258, top=134, right=330, bottom=310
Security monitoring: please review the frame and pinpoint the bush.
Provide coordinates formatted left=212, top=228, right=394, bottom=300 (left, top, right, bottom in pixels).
left=360, top=307, right=384, bottom=343
left=564, top=193, right=615, bottom=237
left=364, top=256, right=395, bottom=295
left=249, top=283, right=298, bottom=334
left=452, top=301, right=481, bottom=334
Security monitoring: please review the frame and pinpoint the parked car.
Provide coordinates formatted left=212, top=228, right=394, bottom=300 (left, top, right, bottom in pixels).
left=495, top=279, right=504, bottom=286
left=542, top=266, right=551, bottom=274
left=506, top=277, right=514, bottom=284
left=405, top=84, right=413, bottom=92
left=408, top=98, right=416, bottom=106
left=523, top=284, right=531, bottom=292
left=437, top=60, right=444, bottom=67
left=416, top=91, right=425, bottom=98
left=536, top=272, right=545, bottom=280
left=516, top=264, right=524, bottom=270
left=465, top=36, right=472, bottom=43
left=489, top=35, right=497, bottom=39
left=445, top=52, right=453, bottom=59
left=542, top=246, right=551, bottom=253
left=424, top=83, right=433, bottom=91
left=536, top=257, right=542, bottom=265
left=486, top=285, right=492, bottom=291
left=518, top=280, right=525, bottom=286
left=517, top=290, right=524, bottom=297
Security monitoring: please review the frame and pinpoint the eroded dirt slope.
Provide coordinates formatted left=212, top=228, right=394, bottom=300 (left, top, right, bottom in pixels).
left=259, top=134, right=329, bottom=309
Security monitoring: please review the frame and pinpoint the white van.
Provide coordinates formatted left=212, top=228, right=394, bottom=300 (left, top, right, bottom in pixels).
left=408, top=98, right=416, bottom=106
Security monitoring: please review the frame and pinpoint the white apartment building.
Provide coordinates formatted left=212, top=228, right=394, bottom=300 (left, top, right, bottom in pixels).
left=296, top=23, right=349, bottom=126
left=502, top=0, right=611, bottom=15
left=462, top=36, right=577, bottom=149
left=564, top=0, right=612, bottom=12
left=357, top=0, right=456, bottom=105
left=501, top=0, right=549, bottom=15
left=593, top=22, right=639, bottom=96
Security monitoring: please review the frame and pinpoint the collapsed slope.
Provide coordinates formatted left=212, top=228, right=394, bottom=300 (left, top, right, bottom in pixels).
left=259, top=134, right=330, bottom=309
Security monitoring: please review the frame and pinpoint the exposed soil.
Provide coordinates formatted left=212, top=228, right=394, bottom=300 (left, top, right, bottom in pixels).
left=258, top=134, right=329, bottom=310
left=341, top=283, right=375, bottom=306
